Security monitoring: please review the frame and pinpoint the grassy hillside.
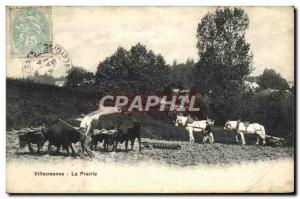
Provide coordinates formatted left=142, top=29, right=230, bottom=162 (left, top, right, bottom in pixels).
left=6, top=79, right=97, bottom=129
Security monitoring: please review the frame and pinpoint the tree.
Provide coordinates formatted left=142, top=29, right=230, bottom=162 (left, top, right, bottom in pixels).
left=31, top=71, right=55, bottom=85
left=194, top=7, right=253, bottom=122
left=257, top=68, right=289, bottom=90
left=253, top=91, right=294, bottom=142
left=65, top=66, right=94, bottom=88
left=170, top=58, right=195, bottom=89
left=172, top=60, right=177, bottom=67
left=95, top=43, right=171, bottom=94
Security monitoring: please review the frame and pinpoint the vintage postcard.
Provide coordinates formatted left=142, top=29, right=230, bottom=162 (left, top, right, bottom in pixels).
left=6, top=6, right=294, bottom=193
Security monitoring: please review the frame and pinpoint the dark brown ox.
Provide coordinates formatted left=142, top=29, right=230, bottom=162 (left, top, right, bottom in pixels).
left=117, top=121, right=141, bottom=151
left=91, top=129, right=120, bottom=151
left=13, top=127, right=46, bottom=154
left=89, top=118, right=118, bottom=151
left=89, top=117, right=142, bottom=152
left=90, top=133, right=105, bottom=151
left=45, top=119, right=94, bottom=157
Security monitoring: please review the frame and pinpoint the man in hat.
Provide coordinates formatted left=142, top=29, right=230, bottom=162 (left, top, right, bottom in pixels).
left=203, top=120, right=214, bottom=144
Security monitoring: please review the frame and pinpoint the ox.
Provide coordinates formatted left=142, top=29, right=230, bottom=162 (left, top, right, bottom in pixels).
left=118, top=121, right=142, bottom=151
left=12, top=126, right=47, bottom=154
left=91, top=128, right=119, bottom=151
left=45, top=119, right=93, bottom=157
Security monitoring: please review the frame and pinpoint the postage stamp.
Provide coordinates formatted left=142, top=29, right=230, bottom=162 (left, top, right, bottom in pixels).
left=9, top=7, right=52, bottom=55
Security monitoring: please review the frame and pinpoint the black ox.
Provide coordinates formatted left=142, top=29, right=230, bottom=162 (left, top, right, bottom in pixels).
left=117, top=121, right=142, bottom=151
left=45, top=119, right=94, bottom=157
left=90, top=120, right=142, bottom=152
left=13, top=127, right=47, bottom=154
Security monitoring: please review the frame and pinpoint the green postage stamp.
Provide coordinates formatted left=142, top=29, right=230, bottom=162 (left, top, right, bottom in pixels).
left=9, top=7, right=52, bottom=55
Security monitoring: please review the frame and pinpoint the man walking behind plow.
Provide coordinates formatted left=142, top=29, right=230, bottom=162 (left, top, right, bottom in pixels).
left=203, top=121, right=214, bottom=144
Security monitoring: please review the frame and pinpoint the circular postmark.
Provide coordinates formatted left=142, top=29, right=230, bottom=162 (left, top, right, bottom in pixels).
left=22, top=43, right=72, bottom=77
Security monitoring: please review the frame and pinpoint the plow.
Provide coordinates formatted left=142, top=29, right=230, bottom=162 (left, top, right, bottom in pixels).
left=265, top=135, right=286, bottom=147
left=142, top=141, right=181, bottom=150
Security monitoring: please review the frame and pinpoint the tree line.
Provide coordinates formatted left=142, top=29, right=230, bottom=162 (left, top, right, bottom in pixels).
left=62, top=7, right=294, bottom=142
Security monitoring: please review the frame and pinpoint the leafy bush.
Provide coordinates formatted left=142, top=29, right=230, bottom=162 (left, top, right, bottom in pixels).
left=252, top=91, right=294, bottom=144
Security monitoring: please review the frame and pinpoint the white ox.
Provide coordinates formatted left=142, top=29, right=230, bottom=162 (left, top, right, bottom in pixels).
left=224, top=120, right=266, bottom=145
left=175, top=115, right=214, bottom=143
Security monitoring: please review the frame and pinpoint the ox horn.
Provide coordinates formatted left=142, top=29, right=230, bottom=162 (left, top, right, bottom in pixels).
left=11, top=128, right=19, bottom=133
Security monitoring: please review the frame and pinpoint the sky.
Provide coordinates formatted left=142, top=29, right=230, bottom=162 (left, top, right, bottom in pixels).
left=7, top=6, right=294, bottom=81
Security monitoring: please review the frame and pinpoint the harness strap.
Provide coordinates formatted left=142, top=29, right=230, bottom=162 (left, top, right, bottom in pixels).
left=184, top=120, right=188, bottom=127
left=236, top=120, right=240, bottom=130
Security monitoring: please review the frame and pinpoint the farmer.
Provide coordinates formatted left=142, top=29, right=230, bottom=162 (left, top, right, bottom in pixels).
left=79, top=106, right=121, bottom=136
left=203, top=121, right=214, bottom=144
